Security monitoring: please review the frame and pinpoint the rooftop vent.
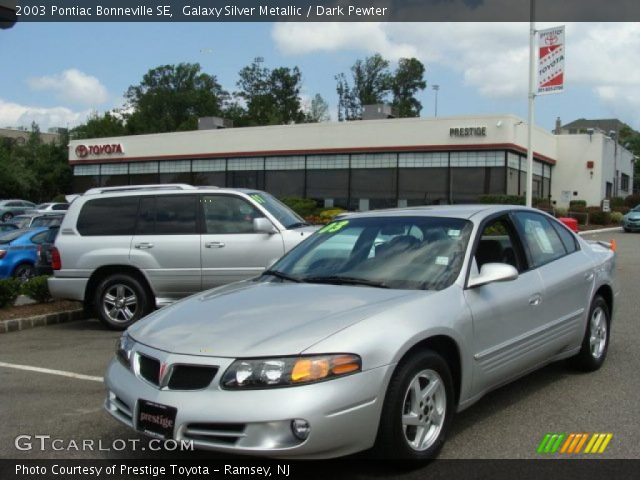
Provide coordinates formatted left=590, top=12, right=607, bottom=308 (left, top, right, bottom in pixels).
left=361, top=104, right=397, bottom=120
left=198, top=117, right=233, bottom=130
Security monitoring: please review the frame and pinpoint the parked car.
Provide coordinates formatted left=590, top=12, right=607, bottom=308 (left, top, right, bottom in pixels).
left=49, top=184, right=317, bottom=328
left=0, top=222, right=18, bottom=233
left=8, top=213, right=64, bottom=229
left=27, top=202, right=69, bottom=214
left=0, top=227, right=58, bottom=281
left=34, top=227, right=60, bottom=276
left=0, top=199, right=36, bottom=222
left=622, top=205, right=640, bottom=232
left=104, top=205, right=617, bottom=459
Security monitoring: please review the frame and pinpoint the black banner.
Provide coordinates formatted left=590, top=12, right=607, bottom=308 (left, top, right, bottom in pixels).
left=5, top=0, right=640, bottom=23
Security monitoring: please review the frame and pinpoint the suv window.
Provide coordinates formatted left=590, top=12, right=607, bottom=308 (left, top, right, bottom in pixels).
left=52, top=203, right=68, bottom=211
left=513, top=212, right=567, bottom=268
left=77, top=197, right=139, bottom=236
left=136, top=195, right=198, bottom=235
left=202, top=195, right=261, bottom=234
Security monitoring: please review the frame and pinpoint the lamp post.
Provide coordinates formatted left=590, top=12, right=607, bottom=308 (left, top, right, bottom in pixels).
left=432, top=84, right=440, bottom=117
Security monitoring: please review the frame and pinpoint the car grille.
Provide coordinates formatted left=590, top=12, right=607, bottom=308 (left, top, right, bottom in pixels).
left=182, top=423, right=246, bottom=445
left=137, top=354, right=218, bottom=390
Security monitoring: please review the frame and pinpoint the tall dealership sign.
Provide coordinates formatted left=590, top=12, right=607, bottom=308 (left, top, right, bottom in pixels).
left=537, top=26, right=565, bottom=95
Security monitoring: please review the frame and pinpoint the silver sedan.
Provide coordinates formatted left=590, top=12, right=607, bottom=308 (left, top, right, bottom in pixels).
left=104, top=205, right=617, bottom=459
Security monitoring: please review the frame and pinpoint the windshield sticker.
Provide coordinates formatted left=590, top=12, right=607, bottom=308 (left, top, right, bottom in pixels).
left=250, top=194, right=266, bottom=204
left=319, top=220, right=349, bottom=234
left=435, top=256, right=449, bottom=266
left=447, top=229, right=461, bottom=237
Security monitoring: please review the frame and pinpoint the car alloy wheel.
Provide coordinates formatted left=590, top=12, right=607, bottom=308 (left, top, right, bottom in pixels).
left=401, top=369, right=446, bottom=451
left=589, top=306, right=608, bottom=359
left=102, top=284, right=138, bottom=324
left=13, top=264, right=35, bottom=283
left=568, top=295, right=610, bottom=371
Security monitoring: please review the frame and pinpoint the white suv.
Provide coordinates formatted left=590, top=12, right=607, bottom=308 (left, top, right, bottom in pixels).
left=49, top=184, right=316, bottom=329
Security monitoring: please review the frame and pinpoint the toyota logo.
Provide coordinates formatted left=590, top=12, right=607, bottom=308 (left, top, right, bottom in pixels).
left=75, top=145, right=89, bottom=158
left=545, top=34, right=559, bottom=45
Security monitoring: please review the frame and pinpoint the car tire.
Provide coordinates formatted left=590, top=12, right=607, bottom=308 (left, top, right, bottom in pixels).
left=568, top=295, right=611, bottom=372
left=373, top=350, right=455, bottom=460
left=13, top=263, right=35, bottom=283
left=94, top=274, right=152, bottom=330
left=623, top=227, right=630, bottom=232
left=2, top=212, right=13, bottom=222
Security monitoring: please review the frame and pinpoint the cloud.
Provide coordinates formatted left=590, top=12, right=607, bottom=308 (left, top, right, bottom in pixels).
left=273, top=22, right=640, bottom=126
left=28, top=69, right=108, bottom=106
left=0, top=98, right=92, bottom=130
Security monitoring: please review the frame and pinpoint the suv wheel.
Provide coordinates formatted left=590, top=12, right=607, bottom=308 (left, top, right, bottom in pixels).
left=568, top=295, right=611, bottom=371
left=373, top=350, right=454, bottom=460
left=94, top=274, right=151, bottom=330
left=13, top=263, right=35, bottom=283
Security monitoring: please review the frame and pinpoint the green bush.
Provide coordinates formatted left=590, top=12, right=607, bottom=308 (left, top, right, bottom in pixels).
left=319, top=208, right=346, bottom=222
left=624, top=194, right=640, bottom=208
left=554, top=207, right=568, bottom=217
left=280, top=197, right=318, bottom=217
left=588, top=210, right=611, bottom=225
left=52, top=193, right=67, bottom=203
left=0, top=278, right=21, bottom=308
left=569, top=200, right=587, bottom=209
left=610, top=196, right=625, bottom=208
left=20, top=275, right=52, bottom=303
left=478, top=195, right=525, bottom=205
left=610, top=212, right=624, bottom=224
left=613, top=206, right=630, bottom=214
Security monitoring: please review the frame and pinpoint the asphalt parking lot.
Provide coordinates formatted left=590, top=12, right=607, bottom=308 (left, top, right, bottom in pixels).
left=0, top=230, right=638, bottom=469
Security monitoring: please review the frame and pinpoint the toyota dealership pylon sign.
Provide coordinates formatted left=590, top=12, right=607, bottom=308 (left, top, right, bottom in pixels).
left=537, top=26, right=565, bottom=95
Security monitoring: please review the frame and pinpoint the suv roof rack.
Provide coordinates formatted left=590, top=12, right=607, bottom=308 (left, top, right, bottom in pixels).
left=84, top=184, right=198, bottom=195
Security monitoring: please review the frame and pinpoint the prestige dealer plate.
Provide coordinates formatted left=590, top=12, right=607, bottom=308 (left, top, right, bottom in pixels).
left=137, top=399, right=177, bottom=439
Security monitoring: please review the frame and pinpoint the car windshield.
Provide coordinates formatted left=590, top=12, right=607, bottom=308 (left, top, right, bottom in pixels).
left=8, top=216, right=30, bottom=229
left=35, top=203, right=51, bottom=209
left=31, top=216, right=62, bottom=227
left=268, top=216, right=473, bottom=290
left=248, top=192, right=307, bottom=229
left=632, top=206, right=640, bottom=212
left=0, top=229, right=30, bottom=244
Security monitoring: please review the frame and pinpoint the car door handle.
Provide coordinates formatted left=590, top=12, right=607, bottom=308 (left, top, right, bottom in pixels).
left=585, top=272, right=594, bottom=282
left=205, top=241, right=225, bottom=249
left=134, top=242, right=154, bottom=249
left=528, top=294, right=542, bottom=306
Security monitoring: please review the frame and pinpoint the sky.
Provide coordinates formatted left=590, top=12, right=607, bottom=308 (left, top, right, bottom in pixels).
left=1, top=21, right=639, bottom=133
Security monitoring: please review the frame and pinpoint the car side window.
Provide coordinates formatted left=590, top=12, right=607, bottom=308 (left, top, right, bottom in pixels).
left=513, top=212, right=567, bottom=268
left=136, top=195, right=198, bottom=235
left=77, top=197, right=139, bottom=236
left=474, top=216, right=524, bottom=272
left=549, top=219, right=578, bottom=254
left=202, top=195, right=262, bottom=234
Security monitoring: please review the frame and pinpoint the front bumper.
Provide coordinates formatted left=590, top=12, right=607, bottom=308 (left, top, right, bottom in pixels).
left=623, top=220, right=640, bottom=231
left=104, top=344, right=392, bottom=459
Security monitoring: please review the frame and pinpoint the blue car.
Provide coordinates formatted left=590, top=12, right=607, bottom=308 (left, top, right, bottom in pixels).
left=0, top=227, right=58, bottom=281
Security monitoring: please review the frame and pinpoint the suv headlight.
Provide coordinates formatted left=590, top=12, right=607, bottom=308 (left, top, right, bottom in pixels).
left=221, top=354, right=361, bottom=389
left=115, top=332, right=136, bottom=368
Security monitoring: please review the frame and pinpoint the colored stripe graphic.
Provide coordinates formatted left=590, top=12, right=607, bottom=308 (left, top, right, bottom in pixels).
left=538, top=433, right=613, bottom=454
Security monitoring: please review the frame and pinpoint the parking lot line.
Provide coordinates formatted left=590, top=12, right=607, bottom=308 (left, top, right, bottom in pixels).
left=0, top=361, right=103, bottom=383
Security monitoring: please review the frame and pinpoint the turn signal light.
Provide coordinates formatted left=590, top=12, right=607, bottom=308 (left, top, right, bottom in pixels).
left=0, top=249, right=7, bottom=259
left=609, top=239, right=617, bottom=252
left=51, top=246, right=61, bottom=270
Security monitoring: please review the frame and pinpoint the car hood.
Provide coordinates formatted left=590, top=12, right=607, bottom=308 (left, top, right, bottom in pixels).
left=128, top=281, right=421, bottom=357
left=626, top=212, right=640, bottom=219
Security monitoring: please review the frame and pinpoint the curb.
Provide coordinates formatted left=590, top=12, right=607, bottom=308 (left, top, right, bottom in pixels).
left=579, top=227, right=623, bottom=235
left=0, top=308, right=85, bottom=334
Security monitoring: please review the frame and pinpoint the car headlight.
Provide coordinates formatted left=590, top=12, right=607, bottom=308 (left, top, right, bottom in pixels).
left=221, top=354, right=361, bottom=389
left=115, top=332, right=136, bottom=368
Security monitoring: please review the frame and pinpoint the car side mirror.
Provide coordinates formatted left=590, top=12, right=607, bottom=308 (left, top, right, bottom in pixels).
left=468, top=263, right=518, bottom=289
left=253, top=217, right=278, bottom=234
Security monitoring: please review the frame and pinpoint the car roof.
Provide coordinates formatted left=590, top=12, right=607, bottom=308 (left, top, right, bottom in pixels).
left=339, top=205, right=538, bottom=221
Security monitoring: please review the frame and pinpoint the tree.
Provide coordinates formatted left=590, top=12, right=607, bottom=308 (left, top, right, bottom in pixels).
left=124, top=63, right=227, bottom=134
left=71, top=111, right=126, bottom=139
left=336, top=54, right=426, bottom=120
left=235, top=59, right=306, bottom=125
left=306, top=94, right=330, bottom=122
left=392, top=58, right=427, bottom=117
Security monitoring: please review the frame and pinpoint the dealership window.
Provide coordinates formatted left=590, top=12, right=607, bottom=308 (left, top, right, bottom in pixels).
left=306, top=155, right=349, bottom=208
left=451, top=167, right=486, bottom=203
left=129, top=161, right=159, bottom=184
left=621, top=173, right=630, bottom=192
left=192, top=159, right=226, bottom=187
left=265, top=156, right=305, bottom=198
left=350, top=154, right=397, bottom=210
left=450, top=150, right=503, bottom=167
left=100, top=163, right=129, bottom=187
left=399, top=152, right=448, bottom=168
left=73, top=164, right=100, bottom=193
left=159, top=160, right=191, bottom=184
left=398, top=168, right=448, bottom=206
left=227, top=157, right=265, bottom=190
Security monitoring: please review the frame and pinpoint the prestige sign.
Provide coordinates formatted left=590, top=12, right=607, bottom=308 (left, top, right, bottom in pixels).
left=450, top=127, right=487, bottom=137
left=75, top=143, right=124, bottom=158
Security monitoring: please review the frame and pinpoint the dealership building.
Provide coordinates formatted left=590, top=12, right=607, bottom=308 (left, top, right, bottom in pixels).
left=68, top=114, right=635, bottom=210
